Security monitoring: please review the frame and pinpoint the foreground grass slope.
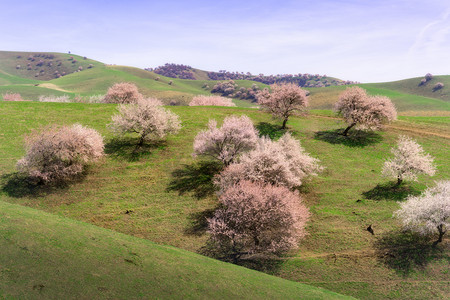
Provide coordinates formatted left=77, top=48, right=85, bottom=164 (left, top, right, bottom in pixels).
left=0, top=200, right=348, bottom=299
left=0, top=101, right=448, bottom=299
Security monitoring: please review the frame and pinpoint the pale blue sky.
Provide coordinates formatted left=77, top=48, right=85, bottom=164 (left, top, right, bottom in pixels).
left=1, top=0, right=449, bottom=82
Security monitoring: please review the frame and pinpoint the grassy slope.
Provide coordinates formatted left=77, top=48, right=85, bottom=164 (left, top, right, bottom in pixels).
left=307, top=85, right=450, bottom=114
left=0, top=101, right=448, bottom=299
left=363, top=75, right=450, bottom=102
left=0, top=51, right=104, bottom=81
left=0, top=200, right=348, bottom=299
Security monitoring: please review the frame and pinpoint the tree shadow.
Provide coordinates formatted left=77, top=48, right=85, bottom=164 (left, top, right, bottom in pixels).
left=362, top=182, right=422, bottom=201
left=199, top=240, right=284, bottom=274
left=1, top=173, right=71, bottom=198
left=374, top=230, right=449, bottom=277
left=104, top=137, right=167, bottom=162
left=256, top=122, right=287, bottom=140
left=166, top=160, right=222, bottom=199
left=184, top=208, right=217, bottom=236
left=314, top=129, right=382, bottom=148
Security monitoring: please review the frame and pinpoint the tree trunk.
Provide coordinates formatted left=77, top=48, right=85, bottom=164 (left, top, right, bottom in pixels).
left=342, top=123, right=356, bottom=136
left=281, top=118, right=288, bottom=130
left=395, top=177, right=403, bottom=187
left=433, top=224, right=446, bottom=246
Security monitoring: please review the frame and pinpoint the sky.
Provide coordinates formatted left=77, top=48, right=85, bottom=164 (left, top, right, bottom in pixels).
left=1, top=0, right=449, bottom=83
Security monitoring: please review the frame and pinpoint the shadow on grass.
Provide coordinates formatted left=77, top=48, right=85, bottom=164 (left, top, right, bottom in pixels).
left=374, top=230, right=449, bottom=277
left=184, top=208, right=217, bottom=236
left=199, top=241, right=284, bottom=274
left=256, top=122, right=287, bottom=140
left=104, top=137, right=167, bottom=162
left=362, top=182, right=422, bottom=201
left=167, top=160, right=222, bottom=199
left=314, top=129, right=382, bottom=148
left=1, top=173, right=70, bottom=198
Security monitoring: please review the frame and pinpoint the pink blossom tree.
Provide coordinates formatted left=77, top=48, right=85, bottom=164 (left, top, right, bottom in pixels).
left=109, top=98, right=181, bottom=146
left=103, top=82, right=144, bottom=104
left=17, top=124, right=104, bottom=184
left=189, top=95, right=236, bottom=107
left=2, top=93, right=24, bottom=101
left=256, top=83, right=308, bottom=129
left=215, top=133, right=322, bottom=190
left=208, top=180, right=310, bottom=260
left=394, top=181, right=449, bottom=245
left=193, top=115, right=258, bottom=166
left=382, top=135, right=436, bottom=186
left=334, top=87, right=397, bottom=136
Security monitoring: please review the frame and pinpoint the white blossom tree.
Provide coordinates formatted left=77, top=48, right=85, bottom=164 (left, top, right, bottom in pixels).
left=256, top=83, right=308, bottom=129
left=382, top=135, right=436, bottom=186
left=394, top=181, right=449, bottom=245
left=334, top=87, right=397, bottom=136
left=109, top=98, right=181, bottom=146
left=215, top=133, right=322, bottom=190
left=208, top=180, right=310, bottom=260
left=193, top=115, right=258, bottom=166
left=17, top=124, right=104, bottom=184
left=103, top=82, right=144, bottom=104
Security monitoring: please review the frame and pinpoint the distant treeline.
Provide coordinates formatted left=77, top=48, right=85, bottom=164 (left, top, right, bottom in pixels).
left=146, top=63, right=358, bottom=87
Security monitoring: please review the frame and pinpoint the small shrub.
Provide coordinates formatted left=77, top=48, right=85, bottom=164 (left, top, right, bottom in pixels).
left=17, top=124, right=104, bottom=184
left=38, top=95, right=71, bottom=103
left=2, top=93, right=23, bottom=101
left=433, top=82, right=444, bottom=91
left=189, top=95, right=236, bottom=107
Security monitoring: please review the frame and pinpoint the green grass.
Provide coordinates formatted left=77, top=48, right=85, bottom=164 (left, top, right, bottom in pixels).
left=363, top=75, right=450, bottom=102
left=0, top=200, right=349, bottom=299
left=0, top=101, right=448, bottom=299
left=0, top=51, right=104, bottom=81
left=307, top=85, right=450, bottom=114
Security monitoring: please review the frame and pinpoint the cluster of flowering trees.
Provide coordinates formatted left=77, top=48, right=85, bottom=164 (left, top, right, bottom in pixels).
left=193, top=115, right=320, bottom=257
left=17, top=82, right=181, bottom=184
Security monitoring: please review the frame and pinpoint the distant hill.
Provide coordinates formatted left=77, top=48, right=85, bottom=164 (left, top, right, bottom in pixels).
left=149, top=63, right=357, bottom=88
left=1, top=51, right=449, bottom=113
left=0, top=51, right=104, bottom=81
left=363, top=75, right=449, bottom=102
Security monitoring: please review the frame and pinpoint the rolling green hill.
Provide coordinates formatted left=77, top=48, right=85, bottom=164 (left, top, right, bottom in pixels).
left=0, top=200, right=349, bottom=299
left=1, top=51, right=450, bottom=114
left=0, top=101, right=448, bottom=299
left=363, top=75, right=450, bottom=102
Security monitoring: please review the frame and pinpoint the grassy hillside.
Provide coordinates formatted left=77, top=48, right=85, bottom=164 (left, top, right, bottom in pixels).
left=0, top=51, right=104, bottom=81
left=364, top=75, right=450, bottom=102
left=0, top=200, right=348, bottom=299
left=0, top=101, right=448, bottom=299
